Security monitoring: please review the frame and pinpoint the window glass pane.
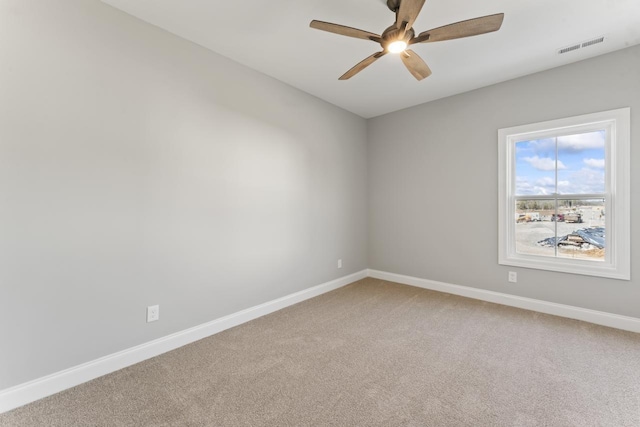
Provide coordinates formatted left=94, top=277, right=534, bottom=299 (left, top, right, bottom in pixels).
left=517, top=198, right=606, bottom=262
left=554, top=199, right=605, bottom=261
left=528, top=199, right=605, bottom=261
left=557, top=131, right=605, bottom=195
left=515, top=139, right=556, bottom=196
left=515, top=199, right=556, bottom=257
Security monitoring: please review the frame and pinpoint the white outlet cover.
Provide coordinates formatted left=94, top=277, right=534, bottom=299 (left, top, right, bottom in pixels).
left=147, top=305, right=159, bottom=322
left=337, top=259, right=342, bottom=268
left=508, top=272, right=518, bottom=283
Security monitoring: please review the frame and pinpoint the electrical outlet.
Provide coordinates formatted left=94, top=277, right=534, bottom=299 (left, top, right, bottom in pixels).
left=147, top=305, right=159, bottom=322
left=508, top=272, right=518, bottom=283
left=337, top=259, right=343, bottom=269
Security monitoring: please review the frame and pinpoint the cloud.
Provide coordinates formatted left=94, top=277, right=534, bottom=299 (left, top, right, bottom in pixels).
left=535, top=177, right=555, bottom=187
left=516, top=139, right=554, bottom=156
left=523, top=156, right=567, bottom=171
left=518, top=169, right=604, bottom=196
left=516, top=177, right=553, bottom=196
left=557, top=132, right=605, bottom=152
left=557, top=168, right=605, bottom=194
left=583, top=158, right=605, bottom=169
left=521, top=131, right=605, bottom=155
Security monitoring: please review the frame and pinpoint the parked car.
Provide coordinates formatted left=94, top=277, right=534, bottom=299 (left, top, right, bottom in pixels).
left=564, top=213, right=583, bottom=223
left=516, top=212, right=541, bottom=223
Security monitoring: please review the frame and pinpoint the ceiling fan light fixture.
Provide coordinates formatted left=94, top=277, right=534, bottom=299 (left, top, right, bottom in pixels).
left=310, top=1, right=505, bottom=80
left=388, top=40, right=407, bottom=53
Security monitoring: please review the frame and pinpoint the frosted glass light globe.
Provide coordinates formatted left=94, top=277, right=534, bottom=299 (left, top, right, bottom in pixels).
left=388, top=41, right=407, bottom=53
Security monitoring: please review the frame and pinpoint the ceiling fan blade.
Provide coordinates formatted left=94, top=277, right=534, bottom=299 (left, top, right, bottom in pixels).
left=339, top=51, right=387, bottom=80
left=400, top=49, right=432, bottom=81
left=310, top=20, right=381, bottom=42
left=411, top=13, right=504, bottom=44
left=396, top=0, right=426, bottom=31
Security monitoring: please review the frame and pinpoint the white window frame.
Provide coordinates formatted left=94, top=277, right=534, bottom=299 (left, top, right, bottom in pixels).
left=498, top=108, right=630, bottom=280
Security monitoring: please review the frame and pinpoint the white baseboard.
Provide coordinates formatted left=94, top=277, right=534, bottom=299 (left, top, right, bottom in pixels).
left=368, top=269, right=640, bottom=334
left=0, top=269, right=368, bottom=414
left=4, top=268, right=637, bottom=414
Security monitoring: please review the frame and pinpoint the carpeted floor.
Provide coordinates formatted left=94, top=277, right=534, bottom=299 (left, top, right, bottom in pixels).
left=2, top=278, right=640, bottom=426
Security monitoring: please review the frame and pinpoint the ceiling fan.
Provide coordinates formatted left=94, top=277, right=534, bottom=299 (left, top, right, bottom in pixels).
left=310, top=0, right=504, bottom=81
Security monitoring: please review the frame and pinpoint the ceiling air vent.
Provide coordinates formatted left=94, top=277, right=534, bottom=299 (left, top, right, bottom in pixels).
left=558, top=44, right=581, bottom=54
left=558, top=36, right=605, bottom=55
left=582, top=36, right=605, bottom=48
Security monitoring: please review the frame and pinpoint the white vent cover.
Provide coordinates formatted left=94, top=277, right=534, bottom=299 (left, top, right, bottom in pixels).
left=559, top=44, right=581, bottom=54
left=582, top=36, right=605, bottom=48
left=558, top=36, right=605, bottom=54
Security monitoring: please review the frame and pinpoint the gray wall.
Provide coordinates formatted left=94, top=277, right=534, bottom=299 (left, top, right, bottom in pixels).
left=368, top=45, right=640, bottom=318
left=1, top=0, right=638, bottom=394
left=0, top=0, right=368, bottom=389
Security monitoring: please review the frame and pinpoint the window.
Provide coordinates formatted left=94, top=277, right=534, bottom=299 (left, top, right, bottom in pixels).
left=498, top=108, right=630, bottom=280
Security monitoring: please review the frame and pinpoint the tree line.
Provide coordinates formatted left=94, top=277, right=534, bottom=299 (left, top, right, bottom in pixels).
left=517, top=199, right=604, bottom=211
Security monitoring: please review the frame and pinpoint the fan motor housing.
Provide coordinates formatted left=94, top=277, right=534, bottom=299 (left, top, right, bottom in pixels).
left=381, top=25, right=414, bottom=50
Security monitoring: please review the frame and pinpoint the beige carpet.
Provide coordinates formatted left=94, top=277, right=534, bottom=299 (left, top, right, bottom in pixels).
left=2, top=278, right=640, bottom=426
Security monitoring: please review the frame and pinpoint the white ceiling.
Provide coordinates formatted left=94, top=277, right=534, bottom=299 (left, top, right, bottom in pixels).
left=101, top=0, right=640, bottom=118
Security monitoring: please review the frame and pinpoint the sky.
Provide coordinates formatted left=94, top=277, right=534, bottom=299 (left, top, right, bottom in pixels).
left=515, top=130, right=605, bottom=196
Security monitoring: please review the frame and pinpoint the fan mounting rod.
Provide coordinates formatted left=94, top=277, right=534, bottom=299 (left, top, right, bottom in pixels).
left=386, top=0, right=400, bottom=12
